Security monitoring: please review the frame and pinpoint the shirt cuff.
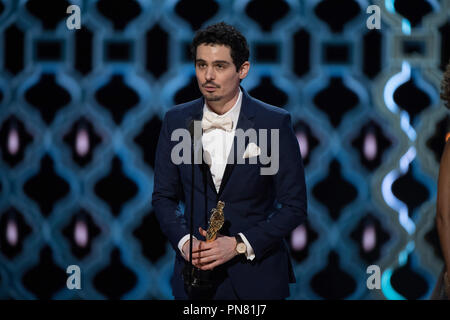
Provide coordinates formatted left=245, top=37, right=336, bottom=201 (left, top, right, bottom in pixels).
left=238, top=232, right=255, bottom=261
left=178, top=234, right=197, bottom=259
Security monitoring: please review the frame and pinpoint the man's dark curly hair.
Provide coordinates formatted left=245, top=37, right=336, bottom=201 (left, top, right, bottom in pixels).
left=190, top=22, right=250, bottom=71
left=441, top=58, right=450, bottom=109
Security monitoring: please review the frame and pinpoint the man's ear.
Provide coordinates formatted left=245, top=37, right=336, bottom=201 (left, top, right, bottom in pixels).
left=239, top=61, right=250, bottom=79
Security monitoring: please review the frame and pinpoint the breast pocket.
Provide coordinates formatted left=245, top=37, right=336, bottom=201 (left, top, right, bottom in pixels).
left=232, top=160, right=270, bottom=194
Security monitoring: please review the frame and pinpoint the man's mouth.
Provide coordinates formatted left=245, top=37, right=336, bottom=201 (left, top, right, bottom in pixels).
left=204, top=86, right=217, bottom=92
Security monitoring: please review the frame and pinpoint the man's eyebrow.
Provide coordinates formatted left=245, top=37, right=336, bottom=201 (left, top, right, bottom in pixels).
left=195, top=59, right=230, bottom=65
left=212, top=60, right=230, bottom=65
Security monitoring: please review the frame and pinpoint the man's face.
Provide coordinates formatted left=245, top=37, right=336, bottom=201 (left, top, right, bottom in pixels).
left=195, top=43, right=248, bottom=103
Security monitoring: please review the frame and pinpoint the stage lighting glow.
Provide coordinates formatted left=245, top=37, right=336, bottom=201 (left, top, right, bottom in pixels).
left=363, top=132, right=377, bottom=161
left=362, top=224, right=376, bottom=252
left=402, top=19, right=411, bottom=35
left=296, top=132, right=309, bottom=159
left=75, top=220, right=89, bottom=248
left=381, top=241, right=415, bottom=299
left=381, top=268, right=406, bottom=300
left=381, top=146, right=416, bottom=235
left=6, top=219, right=18, bottom=246
left=384, top=61, right=410, bottom=114
left=8, top=127, right=19, bottom=155
left=76, top=128, right=90, bottom=157
left=291, top=224, right=307, bottom=251
left=385, top=0, right=395, bottom=13
left=383, top=61, right=417, bottom=140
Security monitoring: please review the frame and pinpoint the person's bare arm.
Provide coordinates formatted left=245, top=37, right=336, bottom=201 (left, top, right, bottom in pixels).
left=436, top=140, right=450, bottom=296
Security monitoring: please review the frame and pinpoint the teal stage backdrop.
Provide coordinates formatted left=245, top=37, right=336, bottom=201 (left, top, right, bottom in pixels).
left=0, top=0, right=449, bottom=300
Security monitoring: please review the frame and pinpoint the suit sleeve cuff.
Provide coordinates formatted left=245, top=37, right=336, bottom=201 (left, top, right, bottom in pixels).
left=239, top=232, right=255, bottom=261
left=178, top=234, right=197, bottom=259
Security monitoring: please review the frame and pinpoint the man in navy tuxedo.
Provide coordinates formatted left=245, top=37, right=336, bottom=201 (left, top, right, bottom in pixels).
left=152, top=22, right=307, bottom=300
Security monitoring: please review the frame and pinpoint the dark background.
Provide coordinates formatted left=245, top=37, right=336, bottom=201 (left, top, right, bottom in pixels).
left=0, top=0, right=449, bottom=300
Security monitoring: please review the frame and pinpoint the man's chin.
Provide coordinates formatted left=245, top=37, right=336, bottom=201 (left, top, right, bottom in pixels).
left=204, top=94, right=222, bottom=102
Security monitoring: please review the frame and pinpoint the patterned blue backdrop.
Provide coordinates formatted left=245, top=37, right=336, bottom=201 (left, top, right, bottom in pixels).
left=0, top=0, right=449, bottom=300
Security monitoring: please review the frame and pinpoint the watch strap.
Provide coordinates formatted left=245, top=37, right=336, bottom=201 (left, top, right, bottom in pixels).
left=235, top=234, right=244, bottom=245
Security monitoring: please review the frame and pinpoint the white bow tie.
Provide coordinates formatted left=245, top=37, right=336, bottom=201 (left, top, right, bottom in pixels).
left=201, top=111, right=233, bottom=132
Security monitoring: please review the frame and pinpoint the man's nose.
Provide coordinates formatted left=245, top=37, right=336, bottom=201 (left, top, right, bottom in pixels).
left=205, top=66, right=215, bottom=80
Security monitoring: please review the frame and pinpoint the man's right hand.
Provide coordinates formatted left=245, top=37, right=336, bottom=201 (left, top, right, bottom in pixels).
left=182, top=237, right=204, bottom=266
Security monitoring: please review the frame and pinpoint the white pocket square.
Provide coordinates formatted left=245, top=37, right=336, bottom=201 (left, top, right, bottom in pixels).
left=242, top=142, right=261, bottom=159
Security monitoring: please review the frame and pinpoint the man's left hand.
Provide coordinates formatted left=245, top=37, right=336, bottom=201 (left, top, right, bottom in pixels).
left=191, top=227, right=238, bottom=270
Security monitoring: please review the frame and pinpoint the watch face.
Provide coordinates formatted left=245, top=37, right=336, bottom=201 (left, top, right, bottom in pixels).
left=237, top=242, right=246, bottom=254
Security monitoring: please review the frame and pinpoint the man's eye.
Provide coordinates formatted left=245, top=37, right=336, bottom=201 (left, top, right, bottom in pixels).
left=216, top=64, right=224, bottom=69
left=198, top=63, right=206, bottom=68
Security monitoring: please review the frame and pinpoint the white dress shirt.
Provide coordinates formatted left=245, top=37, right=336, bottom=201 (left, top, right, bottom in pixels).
left=178, top=88, right=255, bottom=261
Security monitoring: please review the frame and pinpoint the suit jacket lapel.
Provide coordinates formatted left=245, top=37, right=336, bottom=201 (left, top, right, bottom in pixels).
left=186, top=98, right=217, bottom=195
left=217, top=87, right=256, bottom=198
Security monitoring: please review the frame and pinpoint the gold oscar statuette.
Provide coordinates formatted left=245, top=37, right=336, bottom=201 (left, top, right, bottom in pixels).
left=206, top=200, right=225, bottom=242
left=183, top=200, right=226, bottom=298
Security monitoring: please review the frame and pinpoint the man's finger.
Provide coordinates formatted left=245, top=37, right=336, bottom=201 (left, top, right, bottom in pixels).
left=197, top=254, right=217, bottom=265
left=192, top=257, right=202, bottom=266
left=193, top=241, right=214, bottom=252
left=200, top=259, right=221, bottom=271
left=191, top=243, right=204, bottom=252
left=191, top=240, right=208, bottom=252
left=191, top=247, right=216, bottom=259
left=199, top=227, right=207, bottom=237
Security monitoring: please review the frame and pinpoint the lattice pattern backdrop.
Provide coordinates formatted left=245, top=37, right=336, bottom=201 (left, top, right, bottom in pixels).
left=0, top=0, right=449, bottom=300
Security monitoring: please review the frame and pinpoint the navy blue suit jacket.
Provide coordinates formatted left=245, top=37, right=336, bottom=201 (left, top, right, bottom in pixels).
left=152, top=87, right=307, bottom=299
